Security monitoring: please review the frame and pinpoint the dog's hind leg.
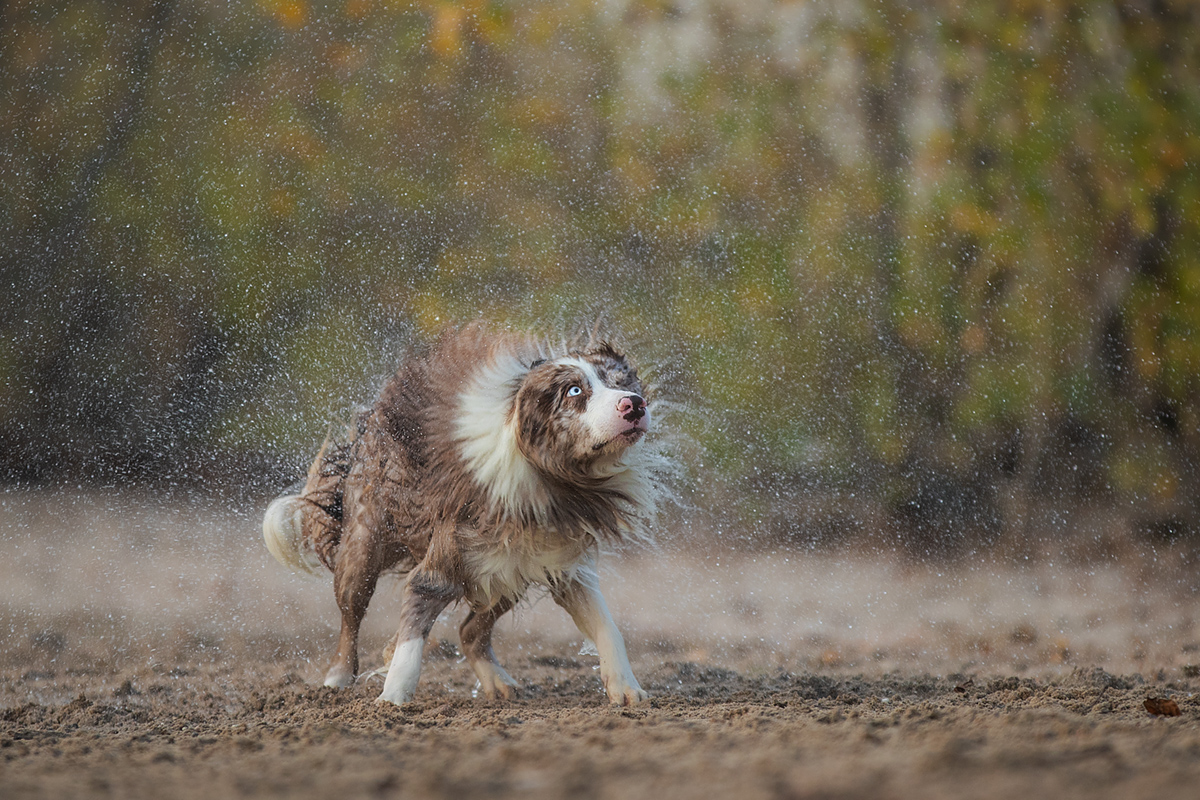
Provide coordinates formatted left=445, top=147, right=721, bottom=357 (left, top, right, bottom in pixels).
left=377, top=567, right=463, bottom=705
left=551, top=569, right=648, bottom=706
left=325, top=522, right=384, bottom=689
left=459, top=596, right=519, bottom=700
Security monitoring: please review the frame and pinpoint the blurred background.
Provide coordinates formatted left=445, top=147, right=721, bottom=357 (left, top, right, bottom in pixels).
left=3, top=0, right=1199, bottom=557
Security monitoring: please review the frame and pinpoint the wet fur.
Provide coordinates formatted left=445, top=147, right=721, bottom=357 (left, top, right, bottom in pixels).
left=262, top=323, right=664, bottom=705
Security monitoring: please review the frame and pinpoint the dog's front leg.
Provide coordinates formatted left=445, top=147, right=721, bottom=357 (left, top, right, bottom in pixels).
left=552, top=571, right=648, bottom=706
left=460, top=595, right=519, bottom=700
left=377, top=569, right=462, bottom=705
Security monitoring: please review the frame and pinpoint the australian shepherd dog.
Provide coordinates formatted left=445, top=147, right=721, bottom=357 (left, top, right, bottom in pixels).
left=262, top=323, right=667, bottom=706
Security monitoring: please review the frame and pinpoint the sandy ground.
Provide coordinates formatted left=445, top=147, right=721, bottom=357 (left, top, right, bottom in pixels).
left=3, top=488, right=1200, bottom=798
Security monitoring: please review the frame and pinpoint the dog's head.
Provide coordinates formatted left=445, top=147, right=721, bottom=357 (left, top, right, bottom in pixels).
left=514, top=343, right=649, bottom=481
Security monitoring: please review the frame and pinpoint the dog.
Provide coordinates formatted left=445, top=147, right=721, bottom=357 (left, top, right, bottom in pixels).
left=262, top=323, right=666, bottom=705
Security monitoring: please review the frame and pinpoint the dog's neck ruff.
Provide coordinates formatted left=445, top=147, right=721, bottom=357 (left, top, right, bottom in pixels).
left=455, top=350, right=549, bottom=521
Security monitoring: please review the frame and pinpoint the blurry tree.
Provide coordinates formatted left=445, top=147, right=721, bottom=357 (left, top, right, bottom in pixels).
left=1, top=0, right=1198, bottom=548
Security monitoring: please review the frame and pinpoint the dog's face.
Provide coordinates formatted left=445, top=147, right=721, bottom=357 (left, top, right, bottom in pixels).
left=514, top=344, right=649, bottom=479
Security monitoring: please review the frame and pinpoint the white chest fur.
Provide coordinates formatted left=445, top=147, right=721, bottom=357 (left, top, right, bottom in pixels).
left=461, top=529, right=594, bottom=603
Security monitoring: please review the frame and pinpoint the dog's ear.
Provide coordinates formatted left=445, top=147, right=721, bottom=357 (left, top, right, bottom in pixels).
left=577, top=340, right=625, bottom=366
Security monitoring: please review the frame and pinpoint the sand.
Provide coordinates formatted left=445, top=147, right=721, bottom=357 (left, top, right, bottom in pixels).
left=2, top=489, right=1199, bottom=798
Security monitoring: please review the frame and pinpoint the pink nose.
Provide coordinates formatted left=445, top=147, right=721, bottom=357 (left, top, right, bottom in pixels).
left=616, top=395, right=645, bottom=420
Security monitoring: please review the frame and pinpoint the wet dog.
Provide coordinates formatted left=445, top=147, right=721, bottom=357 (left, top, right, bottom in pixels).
left=263, top=324, right=666, bottom=705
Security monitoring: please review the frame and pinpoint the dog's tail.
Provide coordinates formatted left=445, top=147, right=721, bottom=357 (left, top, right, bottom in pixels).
left=262, top=433, right=352, bottom=575
left=262, top=492, right=322, bottom=574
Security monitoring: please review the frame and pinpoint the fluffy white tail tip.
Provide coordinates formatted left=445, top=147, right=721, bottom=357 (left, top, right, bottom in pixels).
left=262, top=495, right=322, bottom=574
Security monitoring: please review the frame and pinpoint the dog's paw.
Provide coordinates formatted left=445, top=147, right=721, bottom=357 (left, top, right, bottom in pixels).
left=375, top=689, right=414, bottom=706
left=605, top=679, right=649, bottom=706
left=474, top=662, right=519, bottom=700
left=323, top=664, right=356, bottom=689
left=376, top=639, right=423, bottom=705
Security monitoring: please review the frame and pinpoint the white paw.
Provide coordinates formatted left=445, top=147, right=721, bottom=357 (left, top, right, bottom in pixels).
left=376, top=639, right=424, bottom=705
left=375, top=688, right=414, bottom=706
left=604, top=676, right=649, bottom=706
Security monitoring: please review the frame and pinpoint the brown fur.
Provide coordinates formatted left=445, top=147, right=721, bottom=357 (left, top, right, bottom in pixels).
left=276, top=323, right=658, bottom=701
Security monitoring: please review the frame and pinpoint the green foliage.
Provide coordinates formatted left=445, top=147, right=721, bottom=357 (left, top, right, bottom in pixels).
left=3, top=0, right=1199, bottom=534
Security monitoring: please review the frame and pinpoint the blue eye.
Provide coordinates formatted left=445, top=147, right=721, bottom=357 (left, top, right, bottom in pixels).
left=566, top=386, right=583, bottom=397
